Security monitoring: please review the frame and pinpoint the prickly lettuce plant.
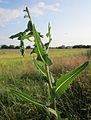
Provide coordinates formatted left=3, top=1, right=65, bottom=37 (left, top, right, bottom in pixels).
left=10, top=7, right=89, bottom=120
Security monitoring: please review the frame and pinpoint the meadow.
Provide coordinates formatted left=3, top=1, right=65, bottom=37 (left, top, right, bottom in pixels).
left=0, top=48, right=91, bottom=120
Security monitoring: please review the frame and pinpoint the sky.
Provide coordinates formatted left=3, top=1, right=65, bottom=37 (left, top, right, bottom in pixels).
left=0, top=0, right=91, bottom=47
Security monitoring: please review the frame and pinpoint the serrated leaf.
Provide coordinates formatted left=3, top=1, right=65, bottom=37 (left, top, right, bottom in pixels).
left=33, top=58, right=47, bottom=76
left=11, top=89, right=45, bottom=107
left=55, top=61, right=89, bottom=97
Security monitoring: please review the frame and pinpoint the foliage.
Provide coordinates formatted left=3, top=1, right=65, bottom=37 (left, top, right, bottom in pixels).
left=72, top=45, right=91, bottom=49
left=10, top=7, right=89, bottom=120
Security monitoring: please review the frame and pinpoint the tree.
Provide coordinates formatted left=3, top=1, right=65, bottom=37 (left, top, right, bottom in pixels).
left=1, top=45, right=8, bottom=49
left=26, top=46, right=31, bottom=49
left=8, top=45, right=14, bottom=49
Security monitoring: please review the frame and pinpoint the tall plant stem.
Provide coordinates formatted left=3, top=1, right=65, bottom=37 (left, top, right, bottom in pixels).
left=45, top=65, right=57, bottom=120
left=46, top=66, right=56, bottom=110
left=46, top=66, right=52, bottom=90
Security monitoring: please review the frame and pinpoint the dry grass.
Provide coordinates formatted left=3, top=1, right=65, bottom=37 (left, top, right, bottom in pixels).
left=0, top=48, right=91, bottom=120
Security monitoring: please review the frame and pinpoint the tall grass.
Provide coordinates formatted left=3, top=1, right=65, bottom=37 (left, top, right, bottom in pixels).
left=0, top=49, right=91, bottom=120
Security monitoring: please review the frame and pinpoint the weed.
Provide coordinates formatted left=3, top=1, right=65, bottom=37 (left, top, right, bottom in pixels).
left=9, top=7, right=89, bottom=120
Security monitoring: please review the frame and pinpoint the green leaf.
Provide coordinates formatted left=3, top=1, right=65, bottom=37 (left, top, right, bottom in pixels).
left=20, top=34, right=32, bottom=40
left=43, top=54, right=52, bottom=66
left=10, top=30, right=33, bottom=41
left=27, top=20, right=32, bottom=31
left=45, top=23, right=52, bottom=51
left=46, top=23, right=51, bottom=39
left=31, top=45, right=38, bottom=54
left=10, top=32, right=22, bottom=39
left=11, top=89, right=45, bottom=108
left=31, top=46, right=52, bottom=65
left=33, top=58, right=47, bottom=76
left=33, top=25, right=44, bottom=54
left=47, top=108, right=58, bottom=119
left=33, top=25, right=52, bottom=66
left=55, top=61, right=89, bottom=96
left=38, top=32, right=43, bottom=38
left=31, top=45, right=43, bottom=61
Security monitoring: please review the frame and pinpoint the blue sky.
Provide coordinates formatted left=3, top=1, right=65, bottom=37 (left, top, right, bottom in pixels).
left=0, top=0, right=91, bottom=47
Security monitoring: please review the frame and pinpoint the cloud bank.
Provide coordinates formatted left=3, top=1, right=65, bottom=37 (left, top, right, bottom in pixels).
left=0, top=2, right=61, bottom=26
left=30, top=2, right=60, bottom=16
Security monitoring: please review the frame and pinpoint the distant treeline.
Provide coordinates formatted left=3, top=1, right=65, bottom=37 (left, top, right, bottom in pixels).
left=0, top=44, right=91, bottom=49
left=0, top=45, right=31, bottom=49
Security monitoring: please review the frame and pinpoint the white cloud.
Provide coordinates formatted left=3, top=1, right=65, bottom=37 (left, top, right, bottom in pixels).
left=29, top=2, right=61, bottom=16
left=0, top=7, right=22, bottom=26
left=0, top=2, right=61, bottom=26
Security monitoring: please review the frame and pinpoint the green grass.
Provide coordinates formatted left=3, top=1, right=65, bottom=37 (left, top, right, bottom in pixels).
left=0, top=48, right=91, bottom=120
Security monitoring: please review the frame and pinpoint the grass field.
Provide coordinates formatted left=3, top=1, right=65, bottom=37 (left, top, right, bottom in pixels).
left=0, top=48, right=91, bottom=120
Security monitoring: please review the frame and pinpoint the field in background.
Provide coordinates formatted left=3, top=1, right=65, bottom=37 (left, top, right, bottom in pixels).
left=0, top=48, right=91, bottom=120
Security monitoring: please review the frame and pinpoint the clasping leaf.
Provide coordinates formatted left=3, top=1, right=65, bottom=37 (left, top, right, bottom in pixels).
left=33, top=25, right=52, bottom=66
left=33, top=57, right=47, bottom=77
left=55, top=61, right=89, bottom=97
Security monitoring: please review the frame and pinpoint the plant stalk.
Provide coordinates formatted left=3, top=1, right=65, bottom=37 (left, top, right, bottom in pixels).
left=46, top=66, right=52, bottom=89
left=46, top=66, right=56, bottom=109
left=46, top=65, right=57, bottom=119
